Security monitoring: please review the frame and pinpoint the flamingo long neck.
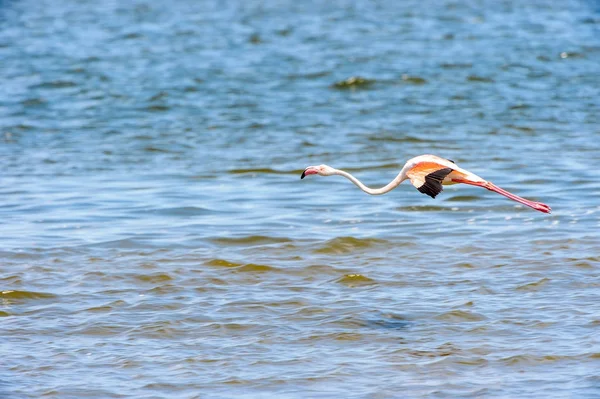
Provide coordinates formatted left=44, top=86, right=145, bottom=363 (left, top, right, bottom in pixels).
left=333, top=169, right=406, bottom=196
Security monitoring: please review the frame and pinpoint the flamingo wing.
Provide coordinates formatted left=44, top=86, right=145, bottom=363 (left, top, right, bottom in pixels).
left=406, top=162, right=454, bottom=198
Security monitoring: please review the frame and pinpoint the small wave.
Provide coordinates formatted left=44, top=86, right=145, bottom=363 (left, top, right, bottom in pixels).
left=501, top=354, right=573, bottom=366
left=118, top=32, right=143, bottom=40
left=516, top=277, right=550, bottom=292
left=0, top=290, right=56, bottom=302
left=205, top=259, right=278, bottom=273
left=331, top=76, right=376, bottom=89
left=143, top=105, right=170, bottom=112
left=466, top=75, right=494, bottom=83
left=0, top=250, right=45, bottom=260
left=127, top=321, right=189, bottom=339
left=509, top=103, right=531, bottom=110
left=21, top=98, right=47, bottom=107
left=455, top=357, right=489, bottom=366
left=134, top=273, right=174, bottom=284
left=206, top=259, right=242, bottom=268
left=148, top=91, right=168, bottom=101
left=32, top=80, right=77, bottom=89
left=236, top=263, right=278, bottom=273
left=85, top=305, right=114, bottom=313
left=313, top=237, right=389, bottom=254
left=520, top=178, right=552, bottom=185
left=5, top=123, right=34, bottom=131
left=335, top=274, right=377, bottom=287
left=204, top=322, right=259, bottom=332
left=440, top=62, right=473, bottom=69
left=445, top=195, right=482, bottom=202
left=72, top=324, right=127, bottom=336
left=143, top=146, right=176, bottom=153
left=401, top=74, right=427, bottom=84
left=367, top=135, right=432, bottom=143
left=434, top=310, right=487, bottom=322
left=365, top=313, right=410, bottom=330
left=152, top=206, right=216, bottom=216
left=83, top=238, right=155, bottom=249
left=209, top=236, right=292, bottom=246
left=505, top=124, right=534, bottom=132
left=84, top=300, right=128, bottom=314
left=301, top=264, right=345, bottom=277
left=287, top=71, right=331, bottom=80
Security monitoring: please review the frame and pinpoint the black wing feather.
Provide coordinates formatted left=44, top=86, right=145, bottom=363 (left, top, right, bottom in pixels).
left=417, top=168, right=453, bottom=199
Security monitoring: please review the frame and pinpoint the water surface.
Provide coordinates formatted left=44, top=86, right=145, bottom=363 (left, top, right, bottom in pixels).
left=1, top=0, right=599, bottom=398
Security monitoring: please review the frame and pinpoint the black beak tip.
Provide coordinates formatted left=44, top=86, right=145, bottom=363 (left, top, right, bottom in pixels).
left=300, top=171, right=306, bottom=179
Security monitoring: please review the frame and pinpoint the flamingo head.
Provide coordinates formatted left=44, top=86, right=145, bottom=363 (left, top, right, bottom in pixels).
left=301, top=164, right=336, bottom=179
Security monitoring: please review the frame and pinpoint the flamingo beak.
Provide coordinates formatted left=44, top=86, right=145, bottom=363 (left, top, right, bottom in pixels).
left=300, top=167, right=318, bottom=179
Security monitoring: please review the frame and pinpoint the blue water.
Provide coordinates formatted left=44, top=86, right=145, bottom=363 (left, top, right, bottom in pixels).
left=1, top=1, right=599, bottom=398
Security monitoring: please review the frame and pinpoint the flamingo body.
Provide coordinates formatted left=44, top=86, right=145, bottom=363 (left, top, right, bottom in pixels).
left=301, top=154, right=551, bottom=214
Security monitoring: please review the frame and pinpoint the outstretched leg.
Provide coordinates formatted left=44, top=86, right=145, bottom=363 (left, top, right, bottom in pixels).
left=452, top=179, right=551, bottom=214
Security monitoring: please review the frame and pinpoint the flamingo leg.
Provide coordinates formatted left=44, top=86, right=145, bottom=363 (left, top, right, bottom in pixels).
left=452, top=179, right=551, bottom=214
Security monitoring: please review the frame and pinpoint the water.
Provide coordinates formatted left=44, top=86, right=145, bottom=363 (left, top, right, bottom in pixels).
left=1, top=0, right=599, bottom=397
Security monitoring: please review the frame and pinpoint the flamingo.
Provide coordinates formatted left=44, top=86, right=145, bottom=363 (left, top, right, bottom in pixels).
left=300, top=154, right=551, bottom=213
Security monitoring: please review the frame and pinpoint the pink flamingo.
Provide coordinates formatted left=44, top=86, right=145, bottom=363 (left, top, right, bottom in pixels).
left=301, top=154, right=551, bottom=213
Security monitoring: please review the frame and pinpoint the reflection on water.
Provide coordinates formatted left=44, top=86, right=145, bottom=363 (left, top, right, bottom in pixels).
left=1, top=0, right=600, bottom=398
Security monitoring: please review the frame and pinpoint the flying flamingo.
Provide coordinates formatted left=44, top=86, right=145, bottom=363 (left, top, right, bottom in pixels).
left=300, top=154, right=551, bottom=213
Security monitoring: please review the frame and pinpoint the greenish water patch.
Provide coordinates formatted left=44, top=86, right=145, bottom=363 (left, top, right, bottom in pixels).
left=0, top=290, right=56, bottom=301
left=314, top=237, right=389, bottom=254
left=134, top=273, right=174, bottom=284
left=331, top=76, right=376, bottom=89
left=205, top=259, right=242, bottom=268
left=335, top=274, right=377, bottom=287
left=144, top=105, right=170, bottom=112
left=455, top=262, right=476, bottom=268
left=516, top=278, right=550, bottom=292
left=466, top=75, right=494, bottom=83
left=205, top=259, right=278, bottom=273
left=401, top=74, right=427, bottom=84
left=440, top=62, right=473, bottom=69
left=445, top=195, right=481, bottom=202
left=236, top=263, right=278, bottom=273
